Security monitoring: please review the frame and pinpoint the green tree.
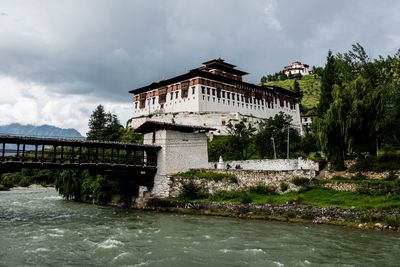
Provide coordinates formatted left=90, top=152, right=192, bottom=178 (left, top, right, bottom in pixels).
left=55, top=170, right=83, bottom=201
left=293, top=79, right=301, bottom=99
left=255, top=112, right=301, bottom=159
left=260, top=76, right=267, bottom=83
left=120, top=127, right=143, bottom=144
left=226, top=120, right=256, bottom=160
left=316, top=85, right=349, bottom=170
left=317, top=50, right=336, bottom=116
left=87, top=105, right=124, bottom=141
left=87, top=105, right=108, bottom=140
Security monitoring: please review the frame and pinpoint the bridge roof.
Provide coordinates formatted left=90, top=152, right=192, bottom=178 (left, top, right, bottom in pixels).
left=135, top=121, right=216, bottom=134
left=0, top=135, right=161, bottom=150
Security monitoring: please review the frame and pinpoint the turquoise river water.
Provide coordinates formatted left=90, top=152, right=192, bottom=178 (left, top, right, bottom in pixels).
left=0, top=188, right=400, bottom=266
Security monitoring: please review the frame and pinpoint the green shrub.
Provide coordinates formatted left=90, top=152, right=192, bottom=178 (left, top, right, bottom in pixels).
left=348, top=157, right=374, bottom=172
left=285, top=209, right=297, bottom=219
left=349, top=155, right=400, bottom=173
left=248, top=184, right=276, bottom=195
left=240, top=193, right=253, bottom=204
left=384, top=215, right=400, bottom=227
left=351, top=172, right=368, bottom=181
left=300, top=209, right=314, bottom=220
left=288, top=196, right=304, bottom=204
left=146, top=198, right=175, bottom=207
left=280, top=182, right=289, bottom=192
left=359, top=212, right=384, bottom=223
left=378, top=151, right=400, bottom=163
left=209, top=190, right=254, bottom=203
left=92, top=175, right=112, bottom=205
left=18, top=177, right=31, bottom=187
left=175, top=170, right=238, bottom=183
left=0, top=184, right=8, bottom=191
left=179, top=180, right=207, bottom=200
left=384, top=171, right=398, bottom=181
left=1, top=174, right=21, bottom=188
left=292, top=177, right=310, bottom=187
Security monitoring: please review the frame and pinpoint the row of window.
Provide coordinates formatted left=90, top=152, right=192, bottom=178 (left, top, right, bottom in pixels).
left=201, top=86, right=296, bottom=109
left=201, top=95, right=273, bottom=110
left=134, top=96, right=196, bottom=110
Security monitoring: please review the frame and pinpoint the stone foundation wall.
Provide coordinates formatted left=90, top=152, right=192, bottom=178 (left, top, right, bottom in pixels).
left=323, top=170, right=400, bottom=180
left=210, top=158, right=319, bottom=171
left=321, top=182, right=359, bottom=192
left=168, top=169, right=315, bottom=197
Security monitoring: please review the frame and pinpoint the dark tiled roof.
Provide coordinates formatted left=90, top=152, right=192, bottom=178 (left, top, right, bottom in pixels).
left=135, top=121, right=216, bottom=134
left=129, top=68, right=300, bottom=99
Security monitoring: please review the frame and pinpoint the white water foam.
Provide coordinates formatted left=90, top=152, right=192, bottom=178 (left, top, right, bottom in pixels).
left=243, top=248, right=266, bottom=254
left=97, top=239, right=124, bottom=249
left=25, top=248, right=50, bottom=254
left=112, top=252, right=130, bottom=262
left=132, top=261, right=151, bottom=267
left=273, top=261, right=285, bottom=267
left=48, top=233, right=63, bottom=238
left=43, top=196, right=62, bottom=200
left=219, top=249, right=233, bottom=253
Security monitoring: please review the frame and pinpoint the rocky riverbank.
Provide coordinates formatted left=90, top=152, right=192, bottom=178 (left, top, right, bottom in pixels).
left=136, top=199, right=400, bottom=232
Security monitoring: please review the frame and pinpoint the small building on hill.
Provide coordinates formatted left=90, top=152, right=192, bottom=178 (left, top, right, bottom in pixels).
left=283, top=61, right=309, bottom=76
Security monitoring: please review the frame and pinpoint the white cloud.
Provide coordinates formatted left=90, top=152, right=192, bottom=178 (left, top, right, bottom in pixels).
left=0, top=0, right=399, bottom=136
left=0, top=75, right=131, bottom=135
left=263, top=0, right=282, bottom=31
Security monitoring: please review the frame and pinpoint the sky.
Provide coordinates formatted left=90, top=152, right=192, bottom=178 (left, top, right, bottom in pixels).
left=0, top=0, right=399, bottom=135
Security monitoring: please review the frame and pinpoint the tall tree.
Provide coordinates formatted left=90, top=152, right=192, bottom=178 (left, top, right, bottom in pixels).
left=226, top=120, right=256, bottom=160
left=255, top=112, right=300, bottom=159
left=316, top=85, right=349, bottom=170
left=293, top=79, right=301, bottom=100
left=87, top=105, right=124, bottom=141
left=87, top=105, right=108, bottom=140
left=317, top=50, right=336, bottom=116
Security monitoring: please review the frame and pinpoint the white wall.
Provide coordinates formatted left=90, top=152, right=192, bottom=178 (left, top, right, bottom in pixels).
left=143, top=129, right=210, bottom=197
left=130, top=110, right=301, bottom=136
left=132, top=85, right=300, bottom=127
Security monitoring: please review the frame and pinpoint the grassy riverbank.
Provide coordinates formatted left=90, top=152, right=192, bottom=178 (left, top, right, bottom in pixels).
left=141, top=173, right=400, bottom=231
left=142, top=195, right=400, bottom=231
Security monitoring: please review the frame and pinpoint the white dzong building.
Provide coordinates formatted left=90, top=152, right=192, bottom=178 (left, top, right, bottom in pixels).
left=129, top=59, right=301, bottom=134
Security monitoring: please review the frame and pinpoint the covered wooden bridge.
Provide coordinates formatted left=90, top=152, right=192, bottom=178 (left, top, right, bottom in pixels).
left=0, top=135, right=160, bottom=174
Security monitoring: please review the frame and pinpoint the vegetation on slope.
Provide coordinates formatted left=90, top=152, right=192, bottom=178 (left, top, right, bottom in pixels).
left=264, top=75, right=321, bottom=114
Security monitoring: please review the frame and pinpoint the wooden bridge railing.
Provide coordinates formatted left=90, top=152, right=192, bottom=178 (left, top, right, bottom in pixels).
left=0, top=135, right=160, bottom=171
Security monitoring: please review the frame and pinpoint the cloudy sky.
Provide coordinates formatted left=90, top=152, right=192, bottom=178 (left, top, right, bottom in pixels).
left=0, top=0, right=399, bottom=135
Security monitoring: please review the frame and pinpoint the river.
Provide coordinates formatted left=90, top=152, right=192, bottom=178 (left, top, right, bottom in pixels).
left=0, top=188, right=399, bottom=266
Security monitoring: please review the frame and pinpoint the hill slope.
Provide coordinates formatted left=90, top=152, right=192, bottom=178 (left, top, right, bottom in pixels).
left=264, top=75, right=321, bottom=113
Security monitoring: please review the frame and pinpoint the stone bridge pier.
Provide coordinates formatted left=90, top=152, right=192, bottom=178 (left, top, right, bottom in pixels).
left=136, top=121, right=215, bottom=198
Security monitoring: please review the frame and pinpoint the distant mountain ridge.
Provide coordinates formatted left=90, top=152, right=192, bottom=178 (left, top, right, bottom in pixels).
left=0, top=123, right=84, bottom=139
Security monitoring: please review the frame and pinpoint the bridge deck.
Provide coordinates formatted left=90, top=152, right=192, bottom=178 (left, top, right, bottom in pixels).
left=0, top=135, right=160, bottom=172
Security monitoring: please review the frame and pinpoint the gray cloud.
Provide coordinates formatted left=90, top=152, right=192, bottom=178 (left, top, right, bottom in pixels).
left=0, top=0, right=399, bottom=132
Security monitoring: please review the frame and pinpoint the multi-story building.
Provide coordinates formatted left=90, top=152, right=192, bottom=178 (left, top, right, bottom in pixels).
left=129, top=58, right=301, bottom=134
left=283, top=61, right=309, bottom=76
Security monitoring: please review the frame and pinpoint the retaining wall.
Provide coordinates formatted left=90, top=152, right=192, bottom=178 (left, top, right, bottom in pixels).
left=209, top=158, right=319, bottom=172
left=168, top=168, right=315, bottom=197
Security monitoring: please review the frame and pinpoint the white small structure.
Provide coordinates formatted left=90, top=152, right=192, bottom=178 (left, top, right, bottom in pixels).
left=217, top=156, right=226, bottom=169
left=283, top=61, right=309, bottom=76
left=136, top=121, right=215, bottom=197
left=300, top=114, right=317, bottom=133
